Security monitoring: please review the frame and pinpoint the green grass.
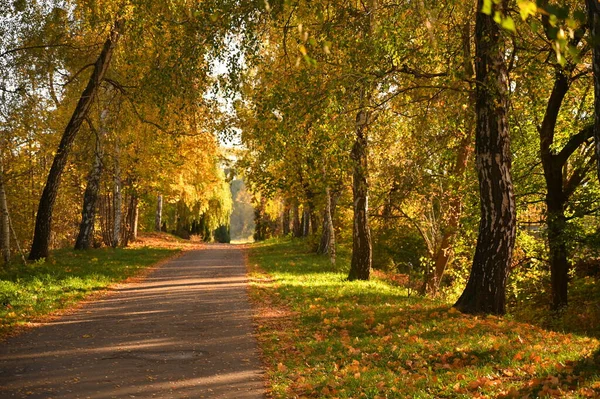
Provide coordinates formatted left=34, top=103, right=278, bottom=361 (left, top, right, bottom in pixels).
left=248, top=238, right=600, bottom=398
left=0, top=246, right=178, bottom=337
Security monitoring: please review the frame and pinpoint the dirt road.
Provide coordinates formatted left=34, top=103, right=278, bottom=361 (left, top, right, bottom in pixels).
left=0, top=244, right=265, bottom=399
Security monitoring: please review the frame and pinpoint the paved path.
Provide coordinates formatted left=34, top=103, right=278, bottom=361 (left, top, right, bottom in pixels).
left=0, top=244, right=265, bottom=399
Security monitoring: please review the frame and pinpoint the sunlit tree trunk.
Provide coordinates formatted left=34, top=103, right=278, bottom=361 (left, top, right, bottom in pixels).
left=29, top=21, right=123, bottom=260
left=0, top=162, right=10, bottom=264
left=74, top=116, right=106, bottom=250
left=348, top=106, right=372, bottom=281
left=112, top=139, right=122, bottom=248
left=132, top=196, right=139, bottom=241
left=454, top=0, right=516, bottom=315
left=155, top=194, right=163, bottom=232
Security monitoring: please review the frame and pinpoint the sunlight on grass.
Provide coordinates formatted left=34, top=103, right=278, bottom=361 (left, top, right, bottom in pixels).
left=0, top=246, right=178, bottom=338
left=249, top=238, right=600, bottom=399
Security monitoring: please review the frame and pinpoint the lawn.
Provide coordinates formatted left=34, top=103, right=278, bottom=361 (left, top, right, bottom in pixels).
left=248, top=238, right=600, bottom=398
left=0, top=245, right=178, bottom=338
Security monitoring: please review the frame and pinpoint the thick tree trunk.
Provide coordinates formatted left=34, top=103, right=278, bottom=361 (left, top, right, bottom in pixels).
left=112, top=140, right=122, bottom=248
left=74, top=122, right=105, bottom=250
left=0, top=163, right=10, bottom=263
left=548, top=202, right=568, bottom=310
left=348, top=108, right=372, bottom=281
left=155, top=194, right=163, bottom=232
left=587, top=0, right=600, bottom=182
left=454, top=1, right=516, bottom=315
left=29, top=21, right=123, bottom=260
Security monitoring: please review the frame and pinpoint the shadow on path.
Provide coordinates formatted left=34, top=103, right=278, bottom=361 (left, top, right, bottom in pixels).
left=0, top=244, right=264, bottom=399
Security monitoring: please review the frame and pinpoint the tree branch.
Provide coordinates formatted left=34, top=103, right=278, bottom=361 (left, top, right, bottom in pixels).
left=555, top=124, right=593, bottom=166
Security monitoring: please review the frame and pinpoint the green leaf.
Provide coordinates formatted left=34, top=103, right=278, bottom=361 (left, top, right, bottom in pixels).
left=501, top=16, right=516, bottom=32
left=482, top=0, right=492, bottom=15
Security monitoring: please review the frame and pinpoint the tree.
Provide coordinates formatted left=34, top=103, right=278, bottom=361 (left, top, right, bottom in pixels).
left=29, top=20, right=123, bottom=260
left=454, top=0, right=516, bottom=315
left=587, top=0, right=600, bottom=183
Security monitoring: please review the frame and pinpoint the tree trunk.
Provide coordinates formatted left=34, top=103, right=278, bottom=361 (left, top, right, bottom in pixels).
left=587, top=0, right=600, bottom=182
left=348, top=107, right=372, bottom=281
left=317, top=187, right=336, bottom=264
left=548, top=201, right=568, bottom=310
left=424, top=135, right=471, bottom=294
left=112, top=140, right=122, bottom=248
left=0, top=162, right=10, bottom=264
left=29, top=21, right=123, bottom=260
left=292, top=200, right=302, bottom=238
left=155, top=194, right=163, bottom=232
left=454, top=0, right=516, bottom=315
left=99, top=194, right=113, bottom=246
left=302, top=207, right=311, bottom=237
left=132, top=196, right=139, bottom=241
left=282, top=199, right=290, bottom=235
left=74, top=120, right=105, bottom=250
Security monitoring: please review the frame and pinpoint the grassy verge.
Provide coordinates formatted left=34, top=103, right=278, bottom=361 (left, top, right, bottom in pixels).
left=0, top=245, right=178, bottom=338
left=248, top=238, right=600, bottom=398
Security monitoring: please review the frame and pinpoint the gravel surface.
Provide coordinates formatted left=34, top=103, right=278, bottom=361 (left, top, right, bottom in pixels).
left=0, top=244, right=265, bottom=399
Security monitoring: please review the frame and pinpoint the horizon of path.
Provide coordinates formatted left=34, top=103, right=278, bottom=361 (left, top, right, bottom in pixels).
left=0, top=243, right=265, bottom=399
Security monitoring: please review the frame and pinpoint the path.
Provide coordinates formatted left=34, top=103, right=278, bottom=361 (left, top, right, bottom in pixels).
left=0, top=244, right=265, bottom=399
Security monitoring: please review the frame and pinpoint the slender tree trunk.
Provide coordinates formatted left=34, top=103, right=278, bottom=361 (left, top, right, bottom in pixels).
left=454, top=0, right=516, bottom=315
left=132, top=196, right=139, bottom=241
left=112, top=140, right=122, bottom=248
left=539, top=71, right=572, bottom=310
left=282, top=199, right=290, bottom=235
left=74, top=119, right=105, bottom=250
left=424, top=135, right=471, bottom=294
left=29, top=21, right=123, bottom=260
left=302, top=207, right=311, bottom=237
left=155, top=194, right=163, bottom=232
left=0, top=162, right=10, bottom=264
left=292, top=200, right=302, bottom=238
left=348, top=107, right=372, bottom=281
left=318, top=187, right=337, bottom=264
left=587, top=0, right=600, bottom=182
left=99, top=194, right=113, bottom=246
left=423, top=21, right=475, bottom=295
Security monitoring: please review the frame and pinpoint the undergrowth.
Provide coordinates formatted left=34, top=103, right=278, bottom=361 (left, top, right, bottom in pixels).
left=248, top=237, right=600, bottom=399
